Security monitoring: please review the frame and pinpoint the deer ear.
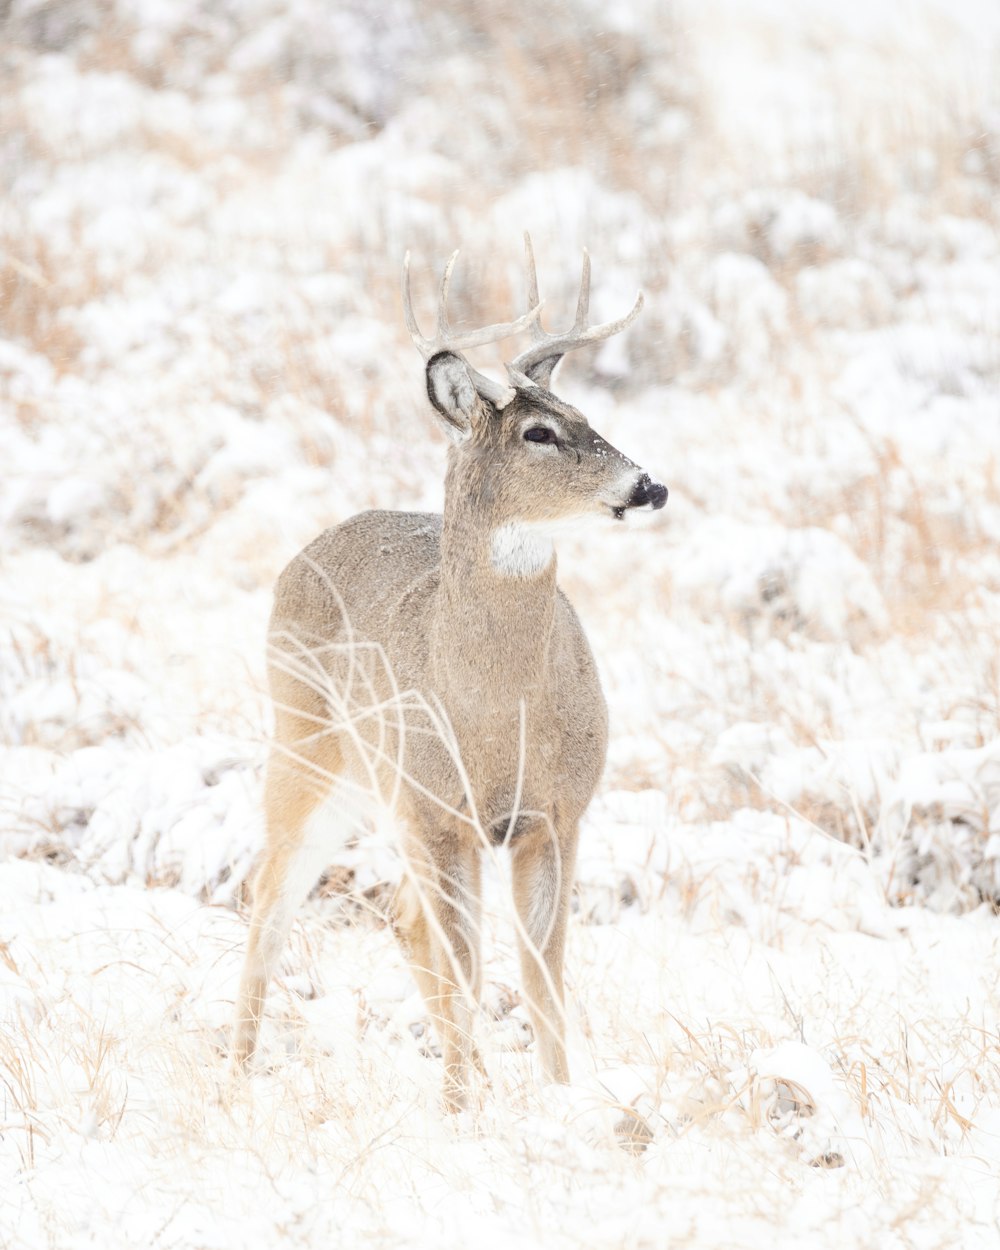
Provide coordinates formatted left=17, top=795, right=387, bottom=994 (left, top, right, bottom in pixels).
left=517, top=355, right=563, bottom=390
left=426, top=351, right=483, bottom=438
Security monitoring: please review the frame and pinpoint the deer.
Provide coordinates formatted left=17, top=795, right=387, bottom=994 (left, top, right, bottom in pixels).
left=231, top=237, right=667, bottom=1111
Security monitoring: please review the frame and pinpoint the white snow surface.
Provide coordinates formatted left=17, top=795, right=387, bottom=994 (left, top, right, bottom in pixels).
left=2, top=0, right=1000, bottom=1245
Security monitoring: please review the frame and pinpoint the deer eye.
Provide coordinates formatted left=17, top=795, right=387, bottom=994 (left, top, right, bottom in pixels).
left=523, top=426, right=556, bottom=444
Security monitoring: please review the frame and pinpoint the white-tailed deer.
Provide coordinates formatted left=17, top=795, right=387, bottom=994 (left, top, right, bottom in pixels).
left=232, top=237, right=667, bottom=1109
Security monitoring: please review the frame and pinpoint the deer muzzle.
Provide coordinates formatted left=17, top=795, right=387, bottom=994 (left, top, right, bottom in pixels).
left=627, top=472, right=668, bottom=511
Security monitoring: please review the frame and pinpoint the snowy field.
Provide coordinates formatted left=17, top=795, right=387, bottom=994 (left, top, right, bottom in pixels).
left=2, top=0, right=1000, bottom=1245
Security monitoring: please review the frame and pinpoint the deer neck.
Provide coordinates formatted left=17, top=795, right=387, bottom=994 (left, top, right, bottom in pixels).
left=434, top=475, right=557, bottom=707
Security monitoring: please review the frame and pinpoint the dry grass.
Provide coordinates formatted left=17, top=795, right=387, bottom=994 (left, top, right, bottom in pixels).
left=2, top=841, right=997, bottom=1243
left=811, top=431, right=999, bottom=630
left=1, top=2, right=999, bottom=1244
left=0, top=243, right=84, bottom=391
left=420, top=0, right=691, bottom=196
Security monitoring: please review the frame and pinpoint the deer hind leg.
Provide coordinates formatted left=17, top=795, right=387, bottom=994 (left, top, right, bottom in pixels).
left=393, top=836, right=483, bottom=1111
left=511, top=820, right=579, bottom=1084
left=232, top=732, right=353, bottom=1072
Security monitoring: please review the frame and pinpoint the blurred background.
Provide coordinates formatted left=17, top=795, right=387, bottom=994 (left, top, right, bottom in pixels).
left=2, top=3, right=1000, bottom=1244
left=1, top=0, right=999, bottom=908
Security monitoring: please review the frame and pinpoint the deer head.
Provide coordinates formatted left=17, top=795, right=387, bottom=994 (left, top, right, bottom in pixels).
left=403, top=236, right=667, bottom=574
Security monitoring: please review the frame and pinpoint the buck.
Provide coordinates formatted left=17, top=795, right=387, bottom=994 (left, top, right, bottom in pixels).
left=232, top=238, right=667, bottom=1109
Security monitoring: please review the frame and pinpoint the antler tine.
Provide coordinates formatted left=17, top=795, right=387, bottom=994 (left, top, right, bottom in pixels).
left=509, top=240, right=643, bottom=382
left=524, top=233, right=542, bottom=334
left=522, top=236, right=593, bottom=337
left=401, top=250, right=428, bottom=352
left=574, top=248, right=591, bottom=332
left=401, top=248, right=544, bottom=361
left=437, top=250, right=459, bottom=337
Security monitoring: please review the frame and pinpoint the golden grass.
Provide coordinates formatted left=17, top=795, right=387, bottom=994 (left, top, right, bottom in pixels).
left=0, top=243, right=84, bottom=393
left=1, top=8, right=999, bottom=1242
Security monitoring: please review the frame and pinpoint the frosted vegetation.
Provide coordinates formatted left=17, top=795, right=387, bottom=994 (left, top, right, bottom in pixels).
left=2, top=0, right=1000, bottom=1245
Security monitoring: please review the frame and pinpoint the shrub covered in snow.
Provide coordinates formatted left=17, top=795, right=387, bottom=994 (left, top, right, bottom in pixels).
left=2, top=0, right=1000, bottom=1246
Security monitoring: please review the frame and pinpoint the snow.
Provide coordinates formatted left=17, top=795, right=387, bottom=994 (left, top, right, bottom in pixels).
left=2, top=0, right=1000, bottom=1245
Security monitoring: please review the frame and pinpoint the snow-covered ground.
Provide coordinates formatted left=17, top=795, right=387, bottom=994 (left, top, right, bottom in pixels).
left=2, top=0, right=1000, bottom=1245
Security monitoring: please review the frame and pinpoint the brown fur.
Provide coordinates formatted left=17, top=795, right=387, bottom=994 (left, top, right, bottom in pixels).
left=232, top=253, right=665, bottom=1110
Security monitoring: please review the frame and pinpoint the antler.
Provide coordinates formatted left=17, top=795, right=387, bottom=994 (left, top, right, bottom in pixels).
left=403, top=249, right=545, bottom=358
left=402, top=249, right=544, bottom=406
left=508, top=234, right=644, bottom=387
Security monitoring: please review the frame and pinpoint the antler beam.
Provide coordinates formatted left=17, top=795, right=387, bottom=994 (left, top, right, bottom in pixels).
left=402, top=250, right=543, bottom=361
left=509, top=234, right=643, bottom=386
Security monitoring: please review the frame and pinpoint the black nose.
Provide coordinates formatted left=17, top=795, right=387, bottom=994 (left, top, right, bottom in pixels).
left=628, top=473, right=669, bottom=510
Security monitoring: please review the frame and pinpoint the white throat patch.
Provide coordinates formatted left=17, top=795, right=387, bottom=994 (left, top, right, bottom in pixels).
left=489, top=522, right=555, bottom=577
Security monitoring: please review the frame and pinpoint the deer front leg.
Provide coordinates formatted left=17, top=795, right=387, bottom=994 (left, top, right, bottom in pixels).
left=393, top=837, right=483, bottom=1112
left=511, top=822, right=578, bottom=1084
